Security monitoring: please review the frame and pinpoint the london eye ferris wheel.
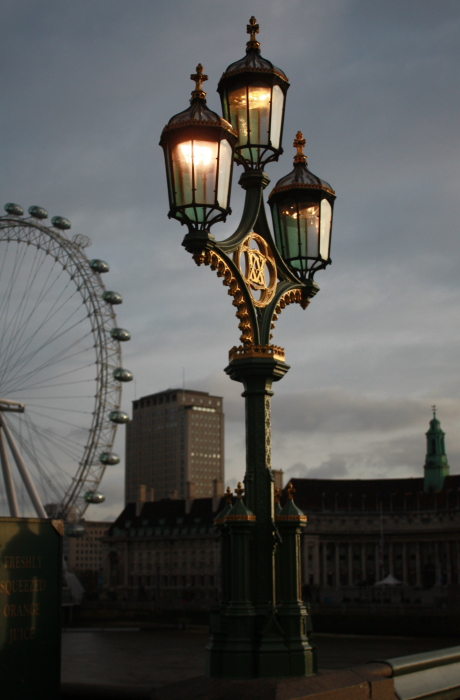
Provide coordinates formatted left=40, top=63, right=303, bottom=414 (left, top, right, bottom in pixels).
left=0, top=202, right=132, bottom=526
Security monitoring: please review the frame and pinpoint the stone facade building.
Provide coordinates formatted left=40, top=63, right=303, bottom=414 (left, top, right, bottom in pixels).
left=102, top=496, right=222, bottom=604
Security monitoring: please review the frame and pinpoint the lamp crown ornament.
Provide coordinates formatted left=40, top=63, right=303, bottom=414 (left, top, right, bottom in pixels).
left=274, top=487, right=282, bottom=504
left=235, top=482, right=245, bottom=499
left=190, top=63, right=208, bottom=100
left=293, top=131, right=307, bottom=165
left=286, top=482, right=296, bottom=500
left=225, top=485, right=233, bottom=502
left=246, top=15, right=260, bottom=50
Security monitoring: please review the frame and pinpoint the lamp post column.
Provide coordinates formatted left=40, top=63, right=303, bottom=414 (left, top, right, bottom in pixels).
left=225, top=354, right=290, bottom=676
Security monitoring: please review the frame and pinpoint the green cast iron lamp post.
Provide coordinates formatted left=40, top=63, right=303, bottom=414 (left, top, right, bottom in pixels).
left=160, top=17, right=336, bottom=679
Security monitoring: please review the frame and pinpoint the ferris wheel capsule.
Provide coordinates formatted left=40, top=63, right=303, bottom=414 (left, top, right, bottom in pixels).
left=113, top=368, right=133, bottom=382
left=65, top=523, right=86, bottom=538
left=28, top=206, right=48, bottom=219
left=90, top=259, right=110, bottom=273
left=72, top=234, right=91, bottom=249
left=103, top=291, right=123, bottom=305
left=109, top=410, right=130, bottom=424
left=51, top=216, right=71, bottom=230
left=111, top=328, right=131, bottom=341
left=4, top=203, right=24, bottom=216
left=84, top=491, right=105, bottom=504
left=99, top=452, right=120, bottom=465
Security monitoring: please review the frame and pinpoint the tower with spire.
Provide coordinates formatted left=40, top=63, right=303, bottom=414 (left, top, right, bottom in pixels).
left=424, top=406, right=450, bottom=492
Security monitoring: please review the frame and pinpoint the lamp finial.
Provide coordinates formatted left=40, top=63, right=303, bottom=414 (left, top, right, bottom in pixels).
left=190, top=63, right=208, bottom=99
left=286, top=482, right=296, bottom=500
left=225, top=485, right=233, bottom=503
left=293, top=131, right=307, bottom=165
left=235, top=482, right=245, bottom=499
left=246, top=16, right=261, bottom=51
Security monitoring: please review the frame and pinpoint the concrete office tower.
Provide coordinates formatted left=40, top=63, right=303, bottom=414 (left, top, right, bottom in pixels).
left=125, top=389, right=224, bottom=503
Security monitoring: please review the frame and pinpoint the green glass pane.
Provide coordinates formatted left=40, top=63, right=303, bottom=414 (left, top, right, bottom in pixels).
left=248, top=83, right=270, bottom=145
left=228, top=86, right=248, bottom=146
left=270, top=85, right=284, bottom=149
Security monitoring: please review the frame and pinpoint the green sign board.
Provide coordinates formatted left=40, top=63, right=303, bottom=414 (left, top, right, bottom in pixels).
left=0, top=517, right=62, bottom=700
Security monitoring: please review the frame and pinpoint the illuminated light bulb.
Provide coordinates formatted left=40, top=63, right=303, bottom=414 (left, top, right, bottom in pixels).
left=248, top=90, right=270, bottom=107
left=180, top=144, right=213, bottom=166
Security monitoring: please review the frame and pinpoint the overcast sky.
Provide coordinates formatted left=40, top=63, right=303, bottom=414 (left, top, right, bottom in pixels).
left=1, top=0, right=459, bottom=521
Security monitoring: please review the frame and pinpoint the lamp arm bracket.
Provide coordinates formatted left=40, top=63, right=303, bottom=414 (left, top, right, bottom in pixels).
left=259, top=280, right=319, bottom=345
left=193, top=246, right=260, bottom=347
left=218, top=181, right=264, bottom=254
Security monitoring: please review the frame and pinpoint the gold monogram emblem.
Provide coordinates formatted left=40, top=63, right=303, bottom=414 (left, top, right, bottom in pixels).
left=234, top=233, right=277, bottom=307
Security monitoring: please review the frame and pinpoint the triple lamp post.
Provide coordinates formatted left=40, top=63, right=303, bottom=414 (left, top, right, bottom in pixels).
left=160, top=18, right=336, bottom=679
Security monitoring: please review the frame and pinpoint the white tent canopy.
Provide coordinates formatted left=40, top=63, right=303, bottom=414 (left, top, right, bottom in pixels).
left=374, top=573, right=403, bottom=586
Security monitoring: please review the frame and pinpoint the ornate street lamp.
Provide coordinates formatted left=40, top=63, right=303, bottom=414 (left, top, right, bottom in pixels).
left=217, top=17, right=289, bottom=169
left=269, top=132, right=336, bottom=280
left=160, top=18, right=336, bottom=680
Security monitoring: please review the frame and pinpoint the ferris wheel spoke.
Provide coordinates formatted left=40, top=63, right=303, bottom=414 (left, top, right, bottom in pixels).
left=10, top=418, right=66, bottom=502
left=21, top=413, right=89, bottom=458
left=3, top=335, right=94, bottom=396
left=4, top=358, right=96, bottom=397
left=23, top=414, right=81, bottom=481
left=0, top=287, right=88, bottom=385
left=0, top=243, right=32, bottom=358
left=21, top=417, right=84, bottom=464
left=9, top=275, right=81, bottom=363
left=18, top=374, right=94, bottom=389
left=10, top=369, right=96, bottom=393
left=0, top=276, right=73, bottom=380
left=0, top=245, right=58, bottom=368
left=26, top=403, right=94, bottom=416
left=0, top=243, right=39, bottom=337
left=24, top=407, right=91, bottom=432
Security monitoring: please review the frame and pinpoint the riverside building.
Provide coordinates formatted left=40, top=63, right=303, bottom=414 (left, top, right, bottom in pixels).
left=290, top=410, right=460, bottom=596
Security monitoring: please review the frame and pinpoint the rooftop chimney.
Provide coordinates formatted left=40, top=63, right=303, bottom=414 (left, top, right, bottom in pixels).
left=186, top=481, right=196, bottom=514
left=136, top=484, right=154, bottom=516
left=212, top=478, right=223, bottom=512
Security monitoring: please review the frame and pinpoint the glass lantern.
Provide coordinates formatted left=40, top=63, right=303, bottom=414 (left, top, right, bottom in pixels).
left=160, top=64, right=237, bottom=230
left=268, top=132, right=336, bottom=280
left=217, top=17, right=289, bottom=170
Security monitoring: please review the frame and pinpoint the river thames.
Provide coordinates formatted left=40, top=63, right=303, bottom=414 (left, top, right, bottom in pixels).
left=61, top=627, right=458, bottom=688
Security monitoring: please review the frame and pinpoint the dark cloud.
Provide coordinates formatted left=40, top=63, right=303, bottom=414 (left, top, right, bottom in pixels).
left=0, top=0, right=458, bottom=518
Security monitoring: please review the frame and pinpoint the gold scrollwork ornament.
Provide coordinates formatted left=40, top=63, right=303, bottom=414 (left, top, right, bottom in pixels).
left=234, top=233, right=277, bottom=308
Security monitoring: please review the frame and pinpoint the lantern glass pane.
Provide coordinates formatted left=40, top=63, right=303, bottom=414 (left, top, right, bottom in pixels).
left=320, top=199, right=332, bottom=260
left=172, top=140, right=218, bottom=207
left=172, top=140, right=193, bottom=207
left=270, top=85, right=284, bottom=149
left=248, top=83, right=271, bottom=145
left=217, top=139, right=232, bottom=210
left=165, top=148, right=174, bottom=203
left=228, top=86, right=249, bottom=145
left=278, top=201, right=301, bottom=270
left=298, top=203, right=320, bottom=261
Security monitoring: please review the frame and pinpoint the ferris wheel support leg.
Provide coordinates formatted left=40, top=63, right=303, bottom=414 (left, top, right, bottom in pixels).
left=0, top=414, right=48, bottom=519
left=0, top=422, right=19, bottom=517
